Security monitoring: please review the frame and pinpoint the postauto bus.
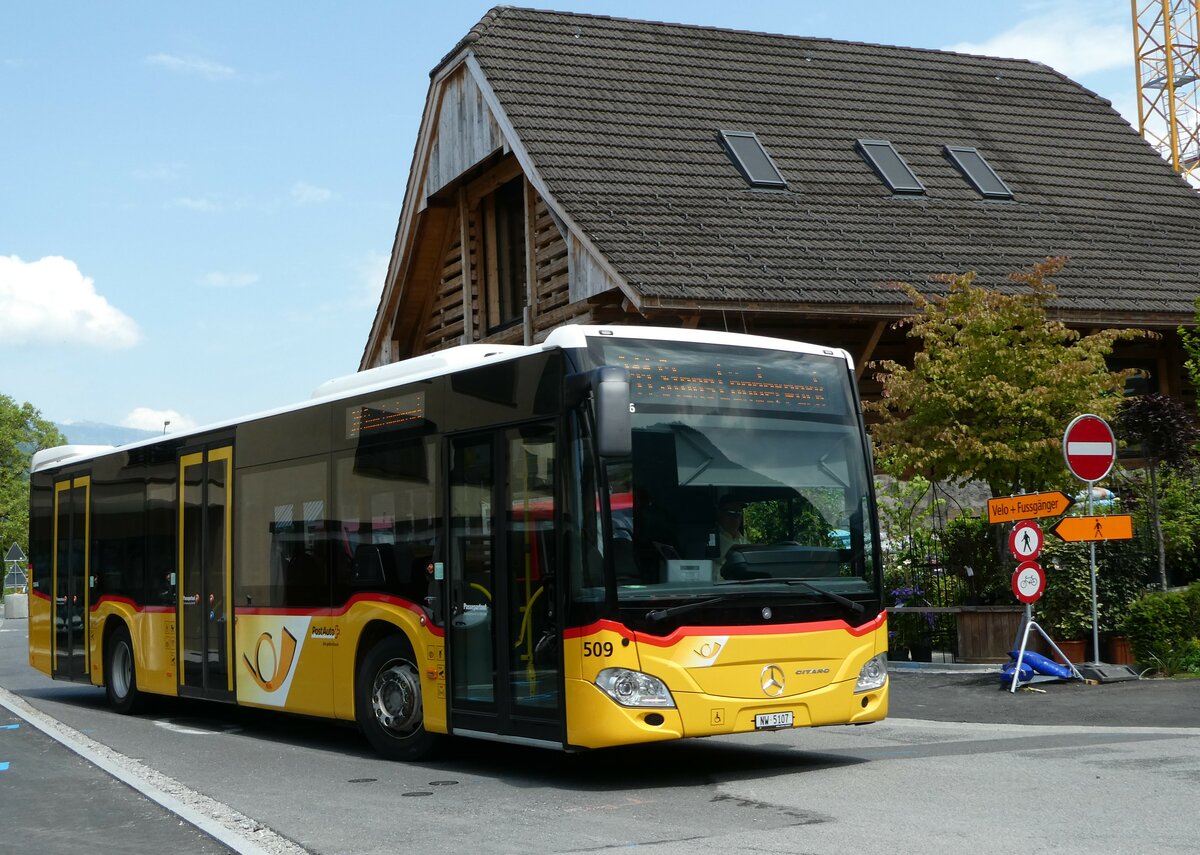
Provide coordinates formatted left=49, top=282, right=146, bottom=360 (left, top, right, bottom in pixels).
left=28, top=325, right=887, bottom=759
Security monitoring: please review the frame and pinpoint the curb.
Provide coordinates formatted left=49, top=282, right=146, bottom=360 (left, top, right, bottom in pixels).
left=888, top=660, right=995, bottom=674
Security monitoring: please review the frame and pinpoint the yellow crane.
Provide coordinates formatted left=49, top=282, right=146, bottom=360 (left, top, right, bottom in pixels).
left=1133, top=1, right=1200, bottom=181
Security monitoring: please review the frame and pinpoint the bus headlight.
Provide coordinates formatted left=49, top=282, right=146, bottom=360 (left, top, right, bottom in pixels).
left=855, top=653, right=888, bottom=693
left=595, top=668, right=676, bottom=708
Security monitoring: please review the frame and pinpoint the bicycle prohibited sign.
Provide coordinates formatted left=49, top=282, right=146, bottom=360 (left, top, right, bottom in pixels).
left=1012, top=561, right=1046, bottom=604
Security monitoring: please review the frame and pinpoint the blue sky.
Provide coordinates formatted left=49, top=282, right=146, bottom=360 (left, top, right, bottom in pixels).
left=1, top=1, right=1138, bottom=434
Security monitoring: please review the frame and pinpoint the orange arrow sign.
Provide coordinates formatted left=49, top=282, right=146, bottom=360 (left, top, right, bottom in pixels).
left=987, top=491, right=1073, bottom=525
left=1050, top=514, right=1133, bottom=542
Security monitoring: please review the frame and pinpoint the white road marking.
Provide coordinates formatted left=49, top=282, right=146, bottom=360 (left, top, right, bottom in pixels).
left=0, top=684, right=306, bottom=855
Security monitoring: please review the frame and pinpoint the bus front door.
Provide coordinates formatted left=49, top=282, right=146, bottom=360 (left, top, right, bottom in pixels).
left=52, top=476, right=90, bottom=682
left=177, top=445, right=234, bottom=701
left=447, top=425, right=564, bottom=746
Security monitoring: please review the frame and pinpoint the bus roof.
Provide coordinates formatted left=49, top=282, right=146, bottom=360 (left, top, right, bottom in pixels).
left=31, top=325, right=852, bottom=473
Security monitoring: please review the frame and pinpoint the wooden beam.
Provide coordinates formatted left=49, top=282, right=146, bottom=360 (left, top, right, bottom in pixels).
left=856, top=321, right=887, bottom=380
left=458, top=187, right=474, bottom=343
left=523, top=177, right=537, bottom=345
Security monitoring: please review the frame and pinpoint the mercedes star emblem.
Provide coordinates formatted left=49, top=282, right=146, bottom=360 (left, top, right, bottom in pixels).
left=760, top=664, right=786, bottom=697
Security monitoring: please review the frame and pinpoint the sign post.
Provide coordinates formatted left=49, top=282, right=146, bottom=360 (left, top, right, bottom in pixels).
left=1062, top=414, right=1115, bottom=667
left=3, top=543, right=27, bottom=591
left=1004, top=528, right=1080, bottom=692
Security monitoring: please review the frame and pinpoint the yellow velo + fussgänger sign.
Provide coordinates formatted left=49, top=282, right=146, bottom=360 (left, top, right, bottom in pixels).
left=986, top=491, right=1073, bottom=525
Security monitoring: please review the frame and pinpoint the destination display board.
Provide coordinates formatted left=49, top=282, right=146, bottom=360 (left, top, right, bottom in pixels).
left=346, top=391, right=426, bottom=439
left=590, top=339, right=848, bottom=416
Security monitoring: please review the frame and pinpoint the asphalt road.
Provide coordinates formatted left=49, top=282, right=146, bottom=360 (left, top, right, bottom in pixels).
left=3, top=613, right=1199, bottom=855
left=889, top=667, right=1200, bottom=728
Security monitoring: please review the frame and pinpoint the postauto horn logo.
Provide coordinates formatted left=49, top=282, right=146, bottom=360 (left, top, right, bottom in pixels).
left=244, top=627, right=298, bottom=692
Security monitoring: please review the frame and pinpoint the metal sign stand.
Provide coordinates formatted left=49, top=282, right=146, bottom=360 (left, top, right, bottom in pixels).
left=1061, top=416, right=1139, bottom=685
left=1085, top=480, right=1101, bottom=666
left=1009, top=603, right=1082, bottom=693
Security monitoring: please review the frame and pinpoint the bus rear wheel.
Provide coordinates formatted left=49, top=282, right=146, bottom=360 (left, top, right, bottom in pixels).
left=356, top=635, right=438, bottom=760
left=104, top=624, right=144, bottom=714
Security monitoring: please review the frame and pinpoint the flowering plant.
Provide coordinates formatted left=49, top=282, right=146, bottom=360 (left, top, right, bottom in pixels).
left=888, top=584, right=936, bottom=650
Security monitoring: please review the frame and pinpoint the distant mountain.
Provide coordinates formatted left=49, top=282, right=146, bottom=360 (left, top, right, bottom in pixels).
left=56, top=421, right=158, bottom=447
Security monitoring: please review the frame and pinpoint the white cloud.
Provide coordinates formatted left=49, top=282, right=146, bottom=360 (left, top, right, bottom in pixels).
left=0, top=255, right=140, bottom=348
left=170, top=195, right=224, bottom=212
left=145, top=53, right=235, bottom=81
left=122, top=407, right=196, bottom=433
left=291, top=181, right=333, bottom=205
left=202, top=272, right=259, bottom=288
left=945, top=4, right=1128, bottom=78
left=353, top=251, right=389, bottom=309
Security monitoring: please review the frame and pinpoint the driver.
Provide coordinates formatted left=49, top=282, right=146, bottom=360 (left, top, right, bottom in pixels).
left=717, top=498, right=749, bottom=559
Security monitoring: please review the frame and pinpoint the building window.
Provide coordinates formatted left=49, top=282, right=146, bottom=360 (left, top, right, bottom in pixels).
left=718, top=130, right=788, bottom=190
left=943, top=146, right=1014, bottom=199
left=856, top=139, right=925, bottom=195
left=481, top=176, right=528, bottom=332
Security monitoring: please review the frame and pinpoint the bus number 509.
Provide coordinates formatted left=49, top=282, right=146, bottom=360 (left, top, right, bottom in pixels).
left=583, top=641, right=614, bottom=657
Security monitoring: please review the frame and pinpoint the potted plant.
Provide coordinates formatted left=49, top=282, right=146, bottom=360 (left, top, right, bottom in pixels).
left=888, top=584, right=936, bottom=661
left=1036, top=540, right=1096, bottom=662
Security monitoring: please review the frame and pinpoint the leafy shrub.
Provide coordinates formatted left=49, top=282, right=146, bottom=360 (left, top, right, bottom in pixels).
left=1094, top=532, right=1154, bottom=628
left=1184, top=581, right=1200, bottom=628
left=941, top=512, right=1007, bottom=605
left=1147, top=638, right=1200, bottom=677
left=1122, top=591, right=1196, bottom=669
left=1038, top=540, right=1096, bottom=640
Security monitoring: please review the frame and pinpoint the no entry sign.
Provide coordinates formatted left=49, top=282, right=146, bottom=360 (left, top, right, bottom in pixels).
left=1062, top=414, right=1116, bottom=483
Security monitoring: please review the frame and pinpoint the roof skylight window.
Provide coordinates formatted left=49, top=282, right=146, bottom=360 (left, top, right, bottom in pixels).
left=944, top=146, right=1013, bottom=199
left=856, top=140, right=925, bottom=195
left=718, top=130, right=787, bottom=190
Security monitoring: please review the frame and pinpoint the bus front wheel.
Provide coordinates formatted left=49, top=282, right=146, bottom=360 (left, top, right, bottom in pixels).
left=356, top=635, right=438, bottom=760
left=104, top=624, right=144, bottom=714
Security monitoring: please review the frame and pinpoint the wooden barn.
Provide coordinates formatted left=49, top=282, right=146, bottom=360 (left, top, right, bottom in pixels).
left=361, top=7, right=1200, bottom=401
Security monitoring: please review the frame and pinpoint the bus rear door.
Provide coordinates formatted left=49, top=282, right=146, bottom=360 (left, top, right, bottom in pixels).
left=52, top=475, right=90, bottom=682
left=177, top=444, right=235, bottom=701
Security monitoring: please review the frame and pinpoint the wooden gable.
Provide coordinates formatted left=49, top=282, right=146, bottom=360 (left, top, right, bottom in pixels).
left=362, top=53, right=625, bottom=370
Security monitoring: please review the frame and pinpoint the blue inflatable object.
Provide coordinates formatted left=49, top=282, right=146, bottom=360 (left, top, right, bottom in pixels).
left=1000, top=660, right=1034, bottom=684
left=1010, top=650, right=1074, bottom=679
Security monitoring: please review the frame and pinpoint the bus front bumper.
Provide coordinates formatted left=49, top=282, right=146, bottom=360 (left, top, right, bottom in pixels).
left=564, top=675, right=888, bottom=750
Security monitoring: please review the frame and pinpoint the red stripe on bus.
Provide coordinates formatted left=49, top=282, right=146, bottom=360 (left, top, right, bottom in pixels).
left=235, top=593, right=445, bottom=637
left=562, top=619, right=635, bottom=641
left=638, top=612, right=885, bottom=647
left=564, top=612, right=884, bottom=646
left=88, top=595, right=174, bottom=614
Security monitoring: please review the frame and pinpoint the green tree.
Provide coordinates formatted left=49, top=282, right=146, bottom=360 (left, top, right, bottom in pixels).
left=0, top=394, right=66, bottom=561
left=1115, top=393, right=1198, bottom=590
left=869, top=258, right=1148, bottom=497
left=1179, top=296, right=1200, bottom=390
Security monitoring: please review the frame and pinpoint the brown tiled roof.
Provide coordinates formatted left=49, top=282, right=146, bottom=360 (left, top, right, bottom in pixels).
left=459, top=6, right=1200, bottom=320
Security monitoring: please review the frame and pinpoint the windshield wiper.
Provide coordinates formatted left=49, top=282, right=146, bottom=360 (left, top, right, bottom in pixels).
left=721, top=577, right=865, bottom=615
left=645, top=578, right=865, bottom=622
left=645, top=597, right=727, bottom=622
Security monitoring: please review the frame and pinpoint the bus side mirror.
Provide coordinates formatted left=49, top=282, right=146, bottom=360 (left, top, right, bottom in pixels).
left=567, top=367, right=632, bottom=458
left=594, top=367, right=632, bottom=457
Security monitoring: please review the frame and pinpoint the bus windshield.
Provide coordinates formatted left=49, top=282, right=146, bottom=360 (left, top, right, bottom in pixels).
left=588, top=337, right=879, bottom=605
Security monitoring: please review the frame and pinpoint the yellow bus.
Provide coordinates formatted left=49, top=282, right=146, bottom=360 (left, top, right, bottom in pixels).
left=28, top=325, right=887, bottom=759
